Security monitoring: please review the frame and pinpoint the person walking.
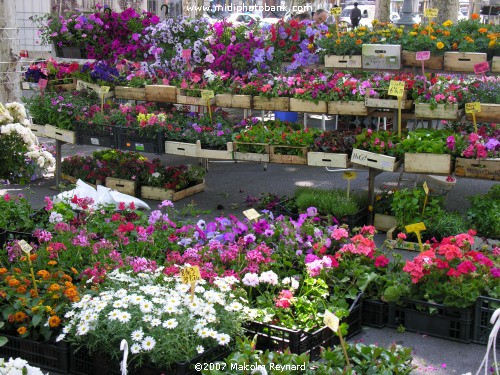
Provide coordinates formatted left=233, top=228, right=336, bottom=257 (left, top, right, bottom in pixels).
left=350, top=2, right=362, bottom=28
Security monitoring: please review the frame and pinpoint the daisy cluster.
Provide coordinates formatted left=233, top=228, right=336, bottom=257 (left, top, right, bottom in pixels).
left=58, top=268, right=251, bottom=369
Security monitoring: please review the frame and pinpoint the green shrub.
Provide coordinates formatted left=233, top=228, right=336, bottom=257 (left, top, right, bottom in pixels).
left=294, top=187, right=366, bottom=217
left=467, top=185, right=500, bottom=238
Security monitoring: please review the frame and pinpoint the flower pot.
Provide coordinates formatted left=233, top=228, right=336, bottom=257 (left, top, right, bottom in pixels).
left=414, top=103, right=463, bottom=121
left=465, top=103, right=500, bottom=122
left=75, top=122, right=118, bottom=149
left=473, top=296, right=500, bottom=345
left=337, top=207, right=368, bottom=229
left=351, top=149, right=401, bottom=172
left=324, top=55, right=362, bottom=69
left=388, top=299, right=474, bottom=343
left=401, top=50, right=444, bottom=70
left=373, top=213, right=397, bottom=232
left=404, top=153, right=453, bottom=175
left=117, top=127, right=164, bottom=154
left=444, top=52, right=487, bottom=72
left=307, top=152, right=350, bottom=168
left=0, top=332, right=70, bottom=373
left=454, top=157, right=499, bottom=181
left=274, top=111, right=298, bottom=122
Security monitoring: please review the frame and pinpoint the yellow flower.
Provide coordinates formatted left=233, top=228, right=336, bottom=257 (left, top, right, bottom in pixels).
left=442, top=20, right=453, bottom=27
left=409, top=31, right=417, bottom=36
left=325, top=32, right=332, bottom=38
left=478, top=28, right=488, bottom=34
left=307, top=43, right=314, bottom=50
left=489, top=40, right=497, bottom=48
left=436, top=41, right=445, bottom=49
left=357, top=32, right=365, bottom=37
left=465, top=36, right=474, bottom=43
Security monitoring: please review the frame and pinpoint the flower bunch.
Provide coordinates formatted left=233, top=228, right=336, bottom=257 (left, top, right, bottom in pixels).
left=318, top=25, right=369, bottom=56
left=460, top=131, right=499, bottom=159
left=0, top=358, right=48, bottom=375
left=399, top=22, right=451, bottom=54
left=326, top=73, right=375, bottom=102
left=0, top=193, right=37, bottom=232
left=396, top=128, right=466, bottom=156
left=78, top=61, right=124, bottom=86
left=401, top=232, right=499, bottom=308
left=59, top=269, right=248, bottom=370
left=447, top=15, right=499, bottom=54
left=415, top=75, right=473, bottom=109
left=353, top=128, right=403, bottom=158
left=310, top=129, right=359, bottom=154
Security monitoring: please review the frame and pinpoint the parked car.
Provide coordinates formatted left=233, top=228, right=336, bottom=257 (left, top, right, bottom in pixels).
left=226, top=13, right=261, bottom=26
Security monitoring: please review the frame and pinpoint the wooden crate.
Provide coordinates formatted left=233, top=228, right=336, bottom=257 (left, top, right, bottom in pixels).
left=145, top=85, right=176, bottom=102
left=115, top=86, right=146, bottom=101
left=365, top=94, right=413, bottom=110
left=386, top=226, right=420, bottom=252
left=455, top=158, right=499, bottom=181
left=324, top=55, right=362, bottom=69
left=233, top=142, right=270, bottom=162
left=215, top=94, right=252, bottom=109
left=253, top=96, right=290, bottom=111
left=30, top=124, right=46, bottom=137
left=76, top=80, right=114, bottom=98
left=401, top=51, right=444, bottom=70
left=105, top=178, right=137, bottom=196
left=164, top=141, right=198, bottom=157
left=176, top=89, right=215, bottom=106
left=307, top=152, right=350, bottom=168
left=362, top=44, right=401, bottom=70
left=414, top=103, right=463, bottom=120
left=404, top=153, right=453, bottom=175
left=50, top=78, right=77, bottom=91
left=269, top=145, right=308, bottom=165
left=328, top=101, right=371, bottom=116
left=140, top=180, right=205, bottom=201
left=289, top=98, right=327, bottom=113
left=351, top=148, right=400, bottom=172
left=492, top=56, right=500, bottom=73
left=61, top=174, right=101, bottom=189
left=198, top=142, right=234, bottom=160
left=465, top=103, right=500, bottom=122
left=444, top=52, right=487, bottom=72
left=45, top=125, right=76, bottom=144
left=374, top=214, right=397, bottom=232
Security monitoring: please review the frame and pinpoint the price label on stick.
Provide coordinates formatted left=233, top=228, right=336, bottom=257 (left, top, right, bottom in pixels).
left=342, top=171, right=357, bottom=180
left=243, top=208, right=261, bottom=221
left=100, top=86, right=111, bottom=94
left=424, top=8, right=438, bottom=17
left=406, top=222, right=426, bottom=251
left=388, top=80, right=405, bottom=98
left=474, top=61, right=490, bottom=75
left=416, top=51, right=430, bottom=61
left=18, top=240, right=33, bottom=254
left=38, top=78, right=48, bottom=91
left=465, top=102, right=481, bottom=114
left=200, top=90, right=215, bottom=99
left=422, top=181, right=429, bottom=195
left=182, top=49, right=191, bottom=60
left=330, top=7, right=341, bottom=16
left=180, top=266, right=201, bottom=284
left=324, top=310, right=340, bottom=332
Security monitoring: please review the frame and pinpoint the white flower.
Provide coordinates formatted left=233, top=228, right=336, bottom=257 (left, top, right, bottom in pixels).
left=163, top=318, right=178, bottom=329
left=198, top=327, right=210, bottom=338
left=131, top=329, right=144, bottom=341
left=226, top=301, right=243, bottom=312
left=108, top=309, right=120, bottom=321
left=217, top=333, right=231, bottom=345
left=142, top=336, right=156, bottom=351
left=259, top=271, right=278, bottom=285
left=49, top=211, right=63, bottom=223
left=196, top=345, right=205, bottom=354
left=76, top=323, right=90, bottom=335
left=150, top=318, right=162, bottom=327
left=242, top=273, right=260, bottom=287
left=130, top=343, right=142, bottom=354
left=118, top=311, right=132, bottom=323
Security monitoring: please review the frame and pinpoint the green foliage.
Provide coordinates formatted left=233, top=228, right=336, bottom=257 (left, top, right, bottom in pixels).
left=425, top=210, right=469, bottom=240
left=0, top=193, right=37, bottom=232
left=294, top=187, right=366, bottom=218
left=467, top=185, right=500, bottom=238
left=396, top=129, right=466, bottom=156
left=391, top=187, right=444, bottom=230
left=0, top=133, right=35, bottom=185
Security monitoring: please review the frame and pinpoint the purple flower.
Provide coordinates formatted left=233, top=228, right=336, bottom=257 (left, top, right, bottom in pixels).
left=491, top=268, right=500, bottom=278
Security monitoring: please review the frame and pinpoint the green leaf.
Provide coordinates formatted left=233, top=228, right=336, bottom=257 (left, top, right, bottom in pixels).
left=31, top=314, right=42, bottom=327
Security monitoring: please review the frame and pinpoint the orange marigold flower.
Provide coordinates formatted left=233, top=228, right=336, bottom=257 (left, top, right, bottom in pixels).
left=71, top=267, right=78, bottom=275
left=36, top=270, right=50, bottom=279
left=0, top=290, right=6, bottom=298
left=0, top=268, right=7, bottom=275
left=13, top=268, right=21, bottom=274
left=452, top=42, right=458, bottom=50
left=465, top=36, right=474, bottom=43
left=471, top=13, right=480, bottom=20
left=30, top=289, right=38, bottom=297
left=14, top=311, right=27, bottom=322
left=430, top=36, right=437, bottom=40
left=443, top=30, right=450, bottom=36
left=355, top=39, right=363, bottom=45
left=48, top=260, right=57, bottom=266
left=64, top=281, right=74, bottom=288
left=17, top=326, right=27, bottom=335
left=64, top=288, right=78, bottom=299
left=29, top=254, right=37, bottom=261
left=478, top=28, right=488, bottom=34
left=62, top=275, right=72, bottom=282
left=16, top=285, right=27, bottom=294
left=49, top=315, right=61, bottom=328
left=48, top=283, right=61, bottom=292
left=8, top=279, right=20, bottom=287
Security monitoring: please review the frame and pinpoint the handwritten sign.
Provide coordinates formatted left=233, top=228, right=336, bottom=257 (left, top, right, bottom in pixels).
left=474, top=61, right=490, bottom=75
left=200, top=90, right=215, bottom=99
left=100, top=85, right=111, bottom=94
left=243, top=208, right=261, bottom=221
left=388, top=80, right=405, bottom=98
left=416, top=51, right=431, bottom=61
left=330, top=7, right=341, bottom=16
left=424, top=8, right=438, bottom=17
left=180, top=266, right=201, bottom=284
left=465, top=102, right=481, bottom=114
left=182, top=49, right=192, bottom=60
left=342, top=171, right=357, bottom=180
left=406, top=222, right=426, bottom=233
left=422, top=181, right=429, bottom=195
left=18, top=240, right=33, bottom=254
left=324, top=310, right=340, bottom=332
left=38, top=78, right=48, bottom=91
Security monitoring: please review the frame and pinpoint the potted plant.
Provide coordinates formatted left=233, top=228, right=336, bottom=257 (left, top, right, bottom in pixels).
left=308, top=129, right=359, bottom=168
left=318, top=28, right=364, bottom=68
left=372, top=188, right=397, bottom=232
left=352, top=129, right=404, bottom=172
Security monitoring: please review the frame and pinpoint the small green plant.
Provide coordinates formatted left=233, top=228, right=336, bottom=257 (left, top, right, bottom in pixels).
left=425, top=210, right=468, bottom=240
left=294, top=187, right=366, bottom=218
left=391, top=187, right=444, bottom=230
left=397, top=324, right=406, bottom=333
left=467, top=185, right=500, bottom=238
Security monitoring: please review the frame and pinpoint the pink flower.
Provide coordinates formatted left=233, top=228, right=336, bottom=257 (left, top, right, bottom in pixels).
left=374, top=255, right=390, bottom=268
left=3, top=193, right=10, bottom=202
left=397, top=232, right=407, bottom=240
left=331, top=227, right=349, bottom=241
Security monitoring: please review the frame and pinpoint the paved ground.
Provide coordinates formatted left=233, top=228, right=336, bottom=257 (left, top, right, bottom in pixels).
left=2, top=136, right=497, bottom=375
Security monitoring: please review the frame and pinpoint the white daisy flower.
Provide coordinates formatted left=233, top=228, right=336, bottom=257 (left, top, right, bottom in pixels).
left=118, top=312, right=132, bottom=323
left=131, top=329, right=144, bottom=341
left=140, top=300, right=153, bottom=313
left=108, top=309, right=120, bottom=321
left=142, top=336, right=156, bottom=351
left=196, top=345, right=204, bottom=354
left=150, top=318, right=162, bottom=327
left=142, top=314, right=153, bottom=323
left=217, top=333, right=231, bottom=345
left=130, top=343, right=142, bottom=354
left=163, top=318, right=178, bottom=329
left=76, top=324, right=89, bottom=336
left=198, top=327, right=210, bottom=338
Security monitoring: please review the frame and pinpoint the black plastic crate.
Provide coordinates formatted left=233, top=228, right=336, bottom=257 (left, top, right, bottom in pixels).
left=388, top=299, right=474, bottom=343
left=117, top=127, right=164, bottom=154
left=345, top=293, right=363, bottom=339
left=0, top=333, right=70, bottom=373
left=55, top=46, right=87, bottom=59
left=243, top=321, right=339, bottom=361
left=75, top=122, right=119, bottom=149
left=0, top=228, right=6, bottom=248
left=362, top=299, right=388, bottom=328
left=70, top=344, right=231, bottom=375
left=473, top=296, right=500, bottom=345
left=4, top=230, right=38, bottom=245
left=337, top=207, right=368, bottom=229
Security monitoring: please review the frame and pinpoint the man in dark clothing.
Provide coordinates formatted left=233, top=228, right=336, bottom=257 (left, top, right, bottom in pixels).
left=350, top=2, right=362, bottom=28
